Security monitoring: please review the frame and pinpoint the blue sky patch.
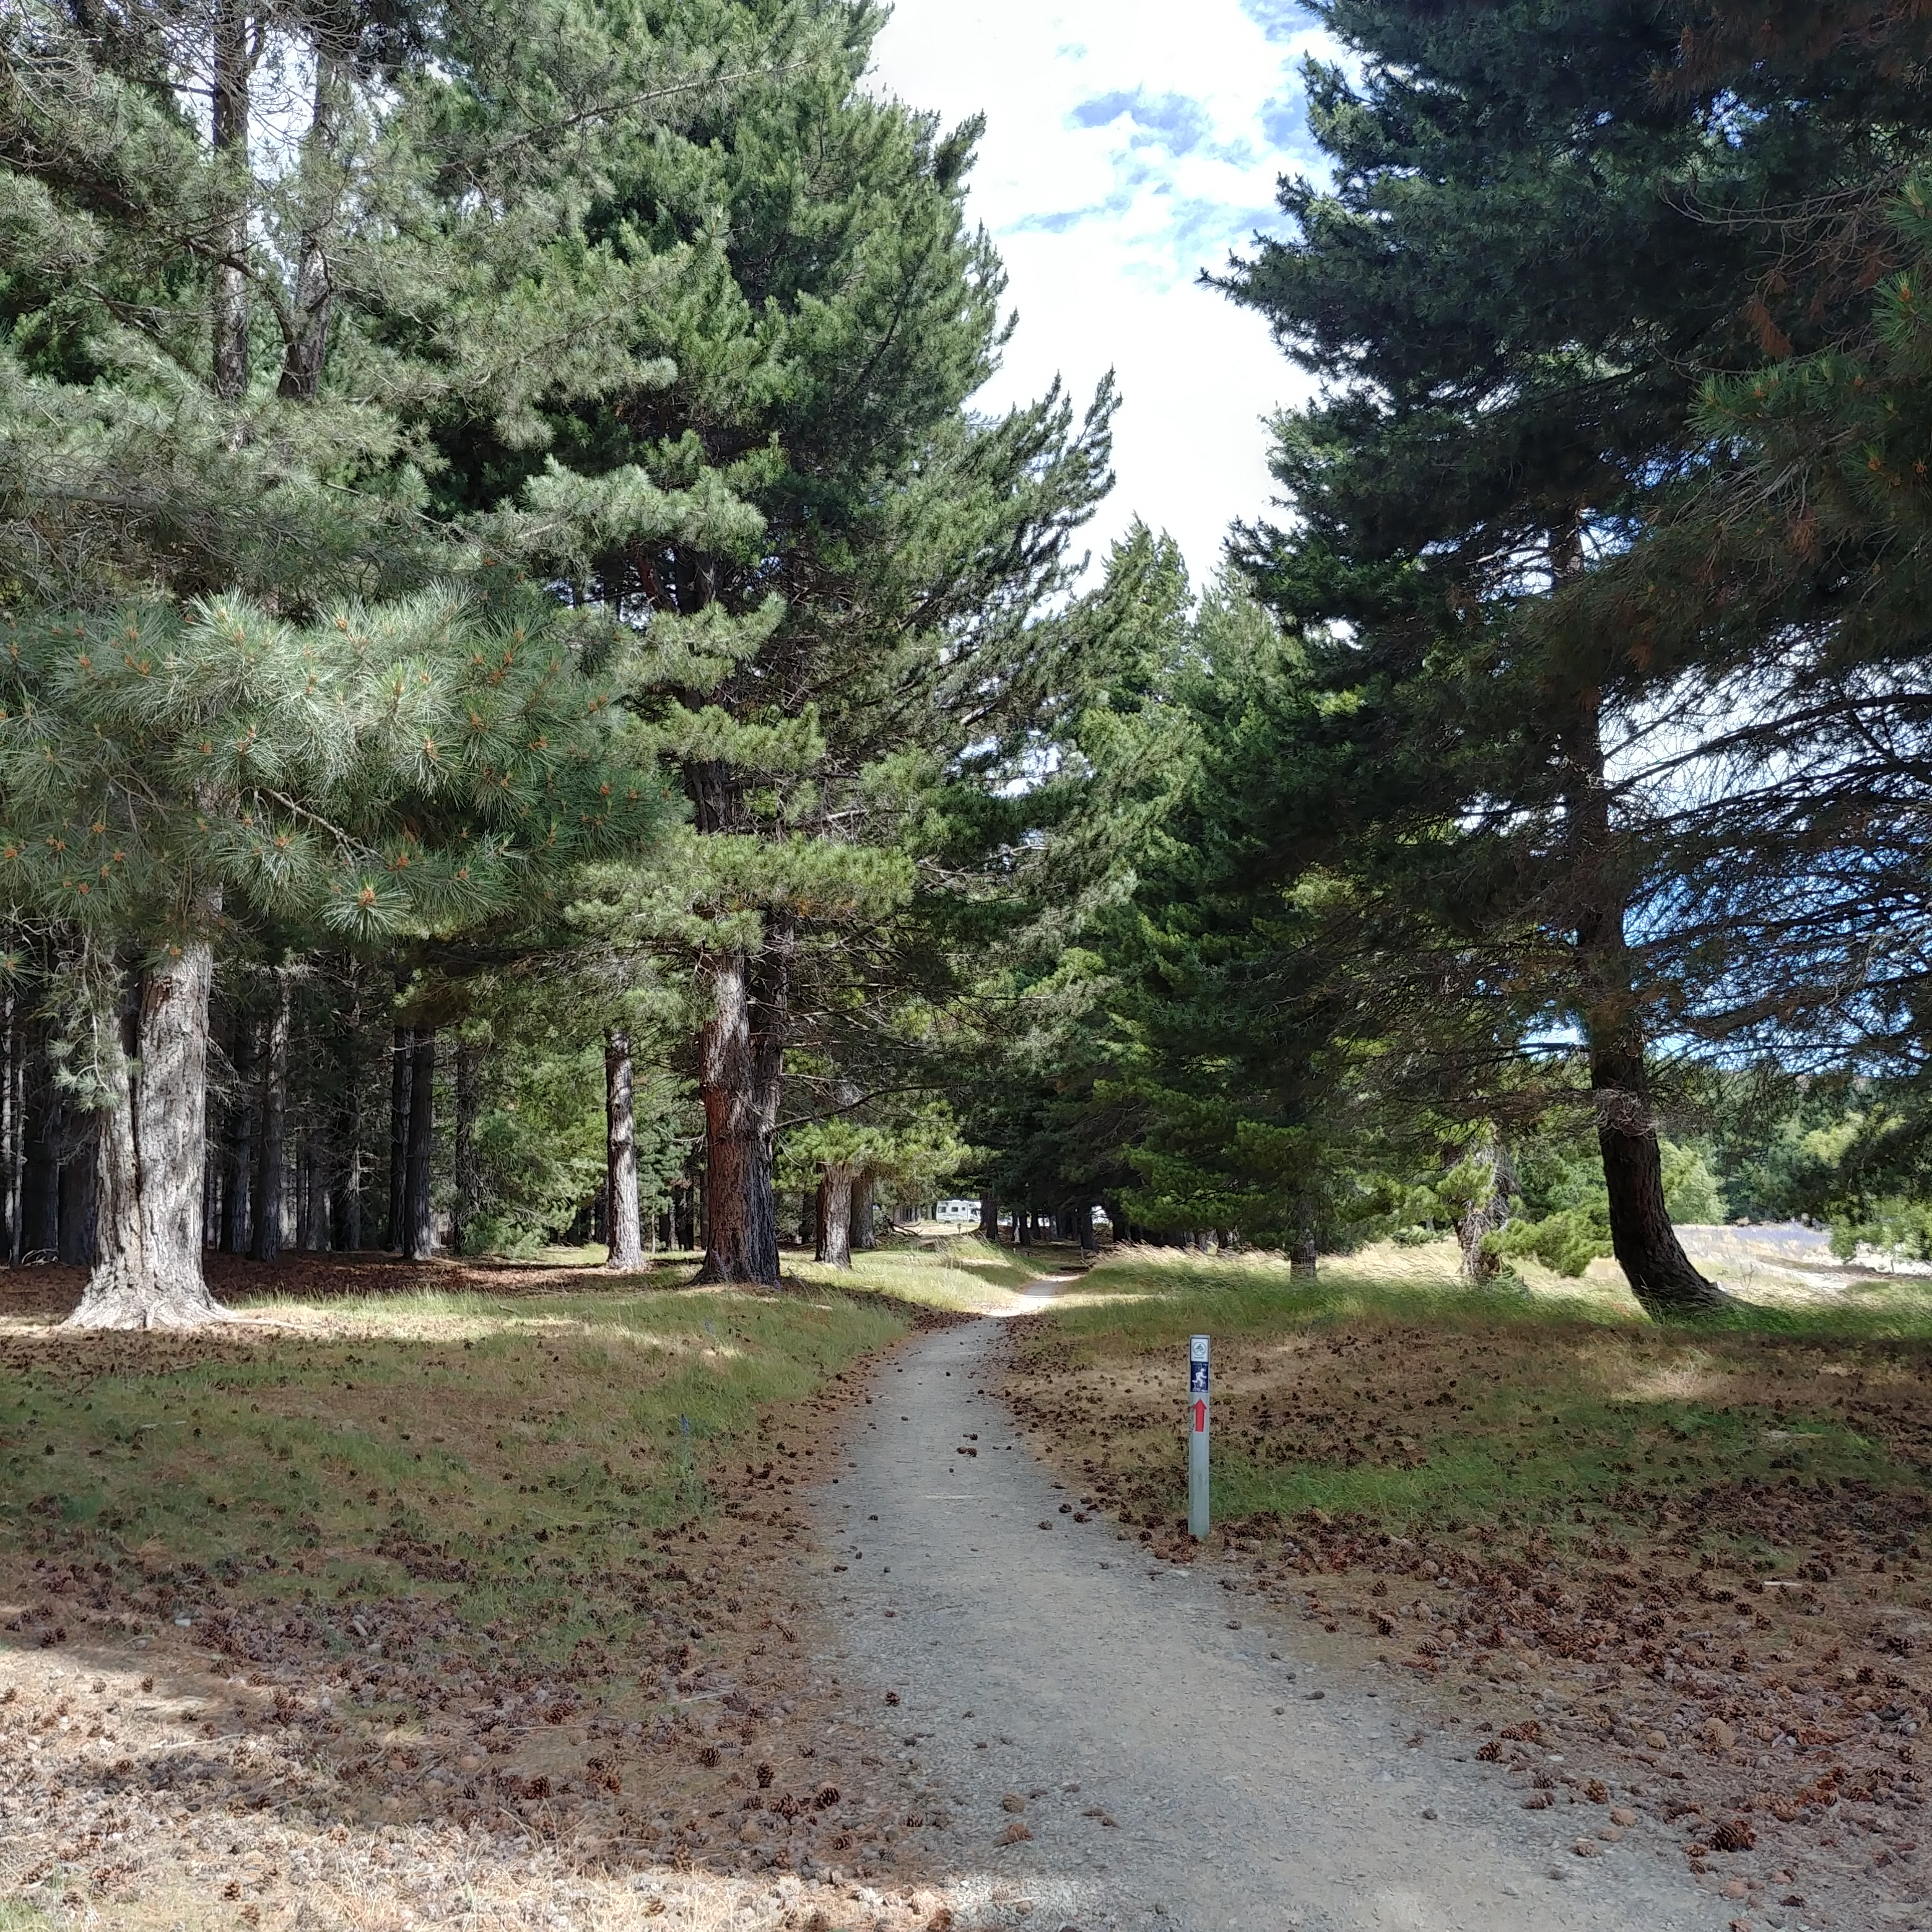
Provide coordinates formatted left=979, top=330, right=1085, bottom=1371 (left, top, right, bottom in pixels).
left=1069, top=88, right=1214, bottom=156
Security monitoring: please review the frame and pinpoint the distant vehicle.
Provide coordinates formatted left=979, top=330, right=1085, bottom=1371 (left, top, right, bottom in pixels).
left=934, top=1199, right=980, bottom=1224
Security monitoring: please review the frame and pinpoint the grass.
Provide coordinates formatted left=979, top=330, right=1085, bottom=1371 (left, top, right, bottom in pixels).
left=783, top=1232, right=1050, bottom=1313
left=1009, top=1237, right=1932, bottom=1557
left=0, top=1277, right=909, bottom=1673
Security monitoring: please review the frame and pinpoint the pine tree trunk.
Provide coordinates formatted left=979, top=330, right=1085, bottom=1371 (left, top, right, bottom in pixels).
left=819, top=1165, right=854, bottom=1269
left=603, top=1029, right=644, bottom=1271
left=1079, top=1204, right=1097, bottom=1257
left=849, top=1173, right=875, bottom=1254
left=403, top=1027, right=435, bottom=1260
left=1565, top=686, right=1726, bottom=1316
left=454, top=1037, right=482, bottom=1256
left=1289, top=1204, right=1318, bottom=1279
left=3, top=994, right=19, bottom=1263
left=250, top=967, right=290, bottom=1264
left=209, top=0, right=251, bottom=405
left=336, top=981, right=363, bottom=1251
left=387, top=1024, right=411, bottom=1250
left=1588, top=1016, right=1724, bottom=1313
left=56, top=1118, right=97, bottom=1267
left=20, top=1031, right=59, bottom=1262
left=1455, top=1125, right=1513, bottom=1285
left=294, top=1125, right=313, bottom=1251
left=978, top=1191, right=997, bottom=1241
left=221, top=1016, right=254, bottom=1253
left=276, top=36, right=340, bottom=401
left=69, top=935, right=225, bottom=1328
left=696, top=947, right=778, bottom=1284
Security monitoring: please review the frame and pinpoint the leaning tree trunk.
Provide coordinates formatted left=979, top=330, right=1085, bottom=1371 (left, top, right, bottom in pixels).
left=819, top=1164, right=855, bottom=1269
left=402, top=1027, right=435, bottom=1260
left=603, top=1029, right=645, bottom=1271
left=69, top=935, right=226, bottom=1328
left=250, top=966, right=290, bottom=1263
left=696, top=947, right=779, bottom=1284
left=1586, top=1003, right=1725, bottom=1313
left=1565, top=683, right=1727, bottom=1317
left=1454, top=1124, right=1514, bottom=1285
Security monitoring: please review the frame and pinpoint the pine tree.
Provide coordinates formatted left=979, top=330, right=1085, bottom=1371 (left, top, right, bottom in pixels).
left=534, top=4, right=1115, bottom=1285
left=0, top=590, right=663, bottom=1321
left=0, top=0, right=796, bottom=1318
left=1209, top=0, right=1921, bottom=1312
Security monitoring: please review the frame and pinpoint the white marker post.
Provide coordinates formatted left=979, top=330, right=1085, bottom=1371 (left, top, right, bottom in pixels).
left=1188, top=1334, right=1210, bottom=1539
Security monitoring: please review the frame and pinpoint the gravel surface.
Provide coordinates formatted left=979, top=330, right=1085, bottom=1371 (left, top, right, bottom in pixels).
left=819, top=1312, right=1739, bottom=1932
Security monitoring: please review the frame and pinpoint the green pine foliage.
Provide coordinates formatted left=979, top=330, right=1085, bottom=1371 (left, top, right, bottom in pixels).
left=0, top=589, right=664, bottom=954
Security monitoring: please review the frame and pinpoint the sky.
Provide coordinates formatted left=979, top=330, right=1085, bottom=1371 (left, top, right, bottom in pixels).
left=868, top=0, right=1331, bottom=590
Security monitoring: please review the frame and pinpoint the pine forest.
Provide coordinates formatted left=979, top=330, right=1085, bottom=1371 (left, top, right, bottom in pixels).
left=4, top=1, right=1932, bottom=1925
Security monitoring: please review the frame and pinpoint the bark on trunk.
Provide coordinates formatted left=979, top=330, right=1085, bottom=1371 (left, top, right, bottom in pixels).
left=1454, top=1125, right=1514, bottom=1285
left=978, top=1191, right=997, bottom=1242
left=56, top=1118, right=97, bottom=1266
left=1588, top=1022, right=1724, bottom=1313
left=1565, top=686, right=1727, bottom=1316
left=250, top=967, right=290, bottom=1263
left=1289, top=1205, right=1318, bottom=1279
left=402, top=1027, right=435, bottom=1260
left=210, top=0, right=251, bottom=405
left=819, top=1165, right=854, bottom=1269
left=276, top=36, right=340, bottom=401
left=69, top=937, right=225, bottom=1327
left=335, top=980, right=363, bottom=1251
left=454, top=1037, right=482, bottom=1257
left=849, top=1172, right=874, bottom=1254
left=20, top=1036, right=59, bottom=1261
left=387, top=1024, right=411, bottom=1250
left=2, top=995, right=19, bottom=1263
left=220, top=1014, right=253, bottom=1253
left=696, top=948, right=778, bottom=1284
left=603, top=1029, right=644, bottom=1271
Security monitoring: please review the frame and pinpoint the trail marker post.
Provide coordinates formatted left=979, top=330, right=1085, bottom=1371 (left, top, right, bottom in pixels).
left=1188, top=1334, right=1210, bottom=1539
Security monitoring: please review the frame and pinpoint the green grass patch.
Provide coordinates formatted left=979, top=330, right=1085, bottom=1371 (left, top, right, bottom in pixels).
left=1010, top=1240, right=1932, bottom=1559
left=0, top=1279, right=908, bottom=1673
left=786, top=1233, right=1050, bottom=1311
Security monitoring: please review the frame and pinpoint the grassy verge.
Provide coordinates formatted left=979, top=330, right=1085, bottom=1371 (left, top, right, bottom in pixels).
left=1004, top=1237, right=1932, bottom=1906
left=784, top=1232, right=1050, bottom=1313
left=1012, top=1240, right=1932, bottom=1543
left=0, top=1279, right=908, bottom=1671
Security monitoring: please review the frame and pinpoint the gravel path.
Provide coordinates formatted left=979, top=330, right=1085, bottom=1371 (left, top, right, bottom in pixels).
left=819, top=1312, right=1737, bottom=1932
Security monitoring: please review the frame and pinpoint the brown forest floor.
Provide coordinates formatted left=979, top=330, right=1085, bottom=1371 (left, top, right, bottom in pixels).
left=1002, top=1243, right=1932, bottom=1930
left=0, top=1250, right=972, bottom=1932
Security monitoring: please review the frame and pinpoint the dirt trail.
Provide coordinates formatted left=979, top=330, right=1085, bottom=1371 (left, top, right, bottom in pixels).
left=817, top=1314, right=1735, bottom=1932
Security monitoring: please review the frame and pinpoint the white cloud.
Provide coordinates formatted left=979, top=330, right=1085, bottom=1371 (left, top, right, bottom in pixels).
left=869, top=0, right=1329, bottom=588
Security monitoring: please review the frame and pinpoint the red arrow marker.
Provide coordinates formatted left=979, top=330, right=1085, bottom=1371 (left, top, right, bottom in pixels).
left=1193, top=1399, right=1207, bottom=1433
